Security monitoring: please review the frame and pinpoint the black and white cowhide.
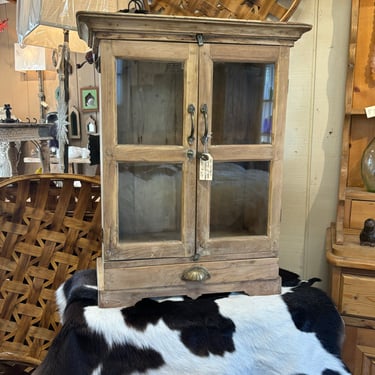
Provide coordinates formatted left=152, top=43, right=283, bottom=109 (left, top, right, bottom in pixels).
left=34, top=269, right=351, bottom=375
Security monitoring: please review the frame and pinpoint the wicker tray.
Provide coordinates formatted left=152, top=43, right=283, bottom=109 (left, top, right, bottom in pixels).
left=146, top=0, right=301, bottom=21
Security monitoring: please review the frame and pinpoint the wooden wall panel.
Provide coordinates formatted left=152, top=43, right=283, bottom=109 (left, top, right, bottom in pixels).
left=280, top=0, right=351, bottom=290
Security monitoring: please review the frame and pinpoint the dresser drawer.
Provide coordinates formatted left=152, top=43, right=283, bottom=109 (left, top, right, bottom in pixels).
left=348, top=200, right=375, bottom=229
left=341, top=273, right=375, bottom=319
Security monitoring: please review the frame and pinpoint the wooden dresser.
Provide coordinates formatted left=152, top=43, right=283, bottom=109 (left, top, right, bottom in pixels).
left=327, top=225, right=375, bottom=374
left=326, top=0, right=375, bottom=373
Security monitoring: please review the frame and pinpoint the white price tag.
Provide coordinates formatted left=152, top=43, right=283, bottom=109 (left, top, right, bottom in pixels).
left=365, top=105, right=375, bottom=118
left=199, top=153, right=213, bottom=181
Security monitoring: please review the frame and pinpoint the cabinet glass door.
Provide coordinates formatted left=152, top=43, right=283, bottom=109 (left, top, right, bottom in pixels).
left=116, top=60, right=183, bottom=146
left=109, top=41, right=198, bottom=258
left=210, top=62, right=273, bottom=236
left=196, top=45, right=279, bottom=255
left=105, top=41, right=283, bottom=260
left=117, top=60, right=183, bottom=242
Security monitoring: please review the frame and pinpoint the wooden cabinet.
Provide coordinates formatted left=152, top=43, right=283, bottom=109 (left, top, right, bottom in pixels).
left=335, top=0, right=375, bottom=244
left=327, top=1, right=375, bottom=373
left=326, top=225, right=375, bottom=375
left=77, top=12, right=310, bottom=307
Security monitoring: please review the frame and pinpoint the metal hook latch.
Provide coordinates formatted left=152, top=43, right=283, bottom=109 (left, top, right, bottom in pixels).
left=196, top=34, right=204, bottom=46
left=197, top=152, right=209, bottom=161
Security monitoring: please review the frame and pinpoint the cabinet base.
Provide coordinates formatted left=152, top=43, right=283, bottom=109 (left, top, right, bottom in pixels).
left=97, top=257, right=281, bottom=307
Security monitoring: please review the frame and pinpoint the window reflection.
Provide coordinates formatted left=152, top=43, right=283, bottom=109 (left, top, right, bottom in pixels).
left=116, top=59, right=183, bottom=145
left=118, top=163, right=182, bottom=242
left=212, top=63, right=274, bottom=145
left=210, top=161, right=269, bottom=236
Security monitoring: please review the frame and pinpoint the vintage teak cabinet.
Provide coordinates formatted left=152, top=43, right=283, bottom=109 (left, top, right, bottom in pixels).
left=77, top=12, right=311, bottom=307
left=326, top=0, right=375, bottom=374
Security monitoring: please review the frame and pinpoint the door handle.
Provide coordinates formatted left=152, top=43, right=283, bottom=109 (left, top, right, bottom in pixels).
left=200, top=104, right=209, bottom=145
left=187, top=104, right=195, bottom=145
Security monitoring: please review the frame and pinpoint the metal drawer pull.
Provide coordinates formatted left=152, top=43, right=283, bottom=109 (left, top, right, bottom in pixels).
left=181, top=266, right=211, bottom=282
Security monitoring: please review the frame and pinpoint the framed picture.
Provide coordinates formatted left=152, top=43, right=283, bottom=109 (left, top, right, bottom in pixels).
left=69, top=106, right=81, bottom=139
left=85, top=115, right=97, bottom=134
left=80, top=87, right=99, bottom=112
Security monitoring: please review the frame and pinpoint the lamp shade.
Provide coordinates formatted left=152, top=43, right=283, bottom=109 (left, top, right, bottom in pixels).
left=16, top=0, right=125, bottom=53
left=14, top=43, right=46, bottom=71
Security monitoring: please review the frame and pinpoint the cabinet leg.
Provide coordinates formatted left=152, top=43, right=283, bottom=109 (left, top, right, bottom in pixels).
left=39, top=140, right=50, bottom=173
left=8, top=142, right=19, bottom=176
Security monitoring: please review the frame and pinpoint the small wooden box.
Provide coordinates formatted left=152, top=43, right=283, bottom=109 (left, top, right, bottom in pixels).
left=344, top=188, right=375, bottom=230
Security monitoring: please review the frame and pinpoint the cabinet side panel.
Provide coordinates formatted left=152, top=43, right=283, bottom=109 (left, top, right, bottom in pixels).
left=100, top=40, right=118, bottom=257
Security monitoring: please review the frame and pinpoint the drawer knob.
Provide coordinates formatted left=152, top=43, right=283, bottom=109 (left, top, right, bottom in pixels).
left=181, top=266, right=210, bottom=282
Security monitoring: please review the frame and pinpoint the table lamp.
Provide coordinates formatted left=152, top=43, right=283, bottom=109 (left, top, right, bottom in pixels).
left=16, top=0, right=125, bottom=171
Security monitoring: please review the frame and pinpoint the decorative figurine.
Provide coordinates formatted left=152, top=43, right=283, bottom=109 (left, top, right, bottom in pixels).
left=3, top=104, right=16, bottom=123
left=359, top=218, right=375, bottom=247
left=4, top=104, right=11, bottom=121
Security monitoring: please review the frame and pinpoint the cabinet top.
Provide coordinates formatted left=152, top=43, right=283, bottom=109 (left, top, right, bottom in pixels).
left=77, top=12, right=311, bottom=53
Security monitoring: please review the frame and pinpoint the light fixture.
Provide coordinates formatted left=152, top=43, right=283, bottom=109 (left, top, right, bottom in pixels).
left=16, top=0, right=124, bottom=53
left=14, top=43, right=49, bottom=122
left=14, top=43, right=46, bottom=71
left=16, top=0, right=125, bottom=171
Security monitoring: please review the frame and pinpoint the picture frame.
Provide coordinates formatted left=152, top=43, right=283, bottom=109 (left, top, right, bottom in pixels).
left=85, top=115, right=97, bottom=134
left=80, top=87, right=99, bottom=112
left=69, top=106, right=81, bottom=139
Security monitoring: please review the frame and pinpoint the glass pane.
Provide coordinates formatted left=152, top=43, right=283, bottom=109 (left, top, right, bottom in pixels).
left=118, top=163, right=182, bottom=242
left=212, top=63, right=274, bottom=145
left=116, top=59, right=184, bottom=145
left=210, top=162, right=269, bottom=236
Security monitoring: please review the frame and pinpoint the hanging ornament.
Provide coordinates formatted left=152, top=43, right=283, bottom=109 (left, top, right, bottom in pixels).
left=0, top=18, right=8, bottom=32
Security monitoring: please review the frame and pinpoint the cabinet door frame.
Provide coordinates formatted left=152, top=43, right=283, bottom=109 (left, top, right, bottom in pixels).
left=196, top=44, right=290, bottom=258
left=100, top=40, right=198, bottom=261
left=100, top=40, right=290, bottom=262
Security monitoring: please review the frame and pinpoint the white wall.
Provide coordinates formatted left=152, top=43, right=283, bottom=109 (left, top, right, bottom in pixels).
left=280, top=0, right=351, bottom=289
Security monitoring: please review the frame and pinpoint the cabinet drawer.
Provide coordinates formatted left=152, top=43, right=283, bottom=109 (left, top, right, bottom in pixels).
left=98, top=257, right=280, bottom=307
left=349, top=200, right=375, bottom=229
left=341, top=274, right=375, bottom=319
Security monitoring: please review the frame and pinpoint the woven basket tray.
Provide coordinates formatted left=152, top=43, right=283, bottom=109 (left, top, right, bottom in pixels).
left=0, top=174, right=102, bottom=373
left=146, top=0, right=301, bottom=21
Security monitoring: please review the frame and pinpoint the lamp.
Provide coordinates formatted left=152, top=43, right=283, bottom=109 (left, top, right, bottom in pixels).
left=16, top=0, right=129, bottom=53
left=16, top=0, right=125, bottom=171
left=14, top=43, right=49, bottom=122
left=14, top=43, right=46, bottom=71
